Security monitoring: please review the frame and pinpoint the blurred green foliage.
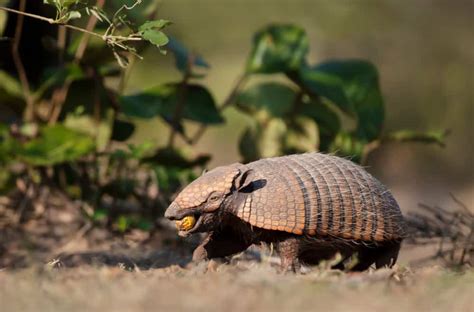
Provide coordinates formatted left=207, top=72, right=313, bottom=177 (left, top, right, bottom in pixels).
left=0, top=1, right=445, bottom=232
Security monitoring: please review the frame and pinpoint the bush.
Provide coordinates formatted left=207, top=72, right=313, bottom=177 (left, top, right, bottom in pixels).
left=0, top=0, right=446, bottom=232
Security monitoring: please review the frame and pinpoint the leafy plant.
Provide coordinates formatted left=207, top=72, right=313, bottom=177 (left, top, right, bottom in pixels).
left=0, top=3, right=446, bottom=234
left=236, top=24, right=446, bottom=163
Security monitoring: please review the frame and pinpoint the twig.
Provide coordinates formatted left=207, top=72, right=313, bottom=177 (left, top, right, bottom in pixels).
left=0, top=6, right=55, bottom=23
left=0, top=6, right=143, bottom=42
left=48, top=0, right=106, bottom=125
left=189, top=73, right=249, bottom=145
left=406, top=197, right=473, bottom=266
left=9, top=0, right=35, bottom=122
left=74, top=0, right=106, bottom=60
left=118, top=53, right=135, bottom=94
left=111, top=0, right=142, bottom=23
left=57, top=26, right=66, bottom=64
left=450, top=192, right=473, bottom=216
left=48, top=84, right=70, bottom=124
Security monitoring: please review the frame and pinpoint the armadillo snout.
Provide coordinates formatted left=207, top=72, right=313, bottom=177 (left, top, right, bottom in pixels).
left=164, top=202, right=181, bottom=220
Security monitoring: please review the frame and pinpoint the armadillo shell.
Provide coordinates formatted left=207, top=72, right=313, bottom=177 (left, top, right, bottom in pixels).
left=236, top=153, right=406, bottom=242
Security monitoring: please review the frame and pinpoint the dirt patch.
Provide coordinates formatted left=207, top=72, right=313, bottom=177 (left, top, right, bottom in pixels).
left=0, top=263, right=472, bottom=312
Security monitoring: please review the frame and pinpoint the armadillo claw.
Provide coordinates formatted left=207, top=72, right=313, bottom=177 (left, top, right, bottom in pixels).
left=175, top=215, right=196, bottom=231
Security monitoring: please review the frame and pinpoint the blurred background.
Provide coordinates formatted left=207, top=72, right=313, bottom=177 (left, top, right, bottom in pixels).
left=0, top=0, right=472, bottom=268
left=146, top=0, right=473, bottom=209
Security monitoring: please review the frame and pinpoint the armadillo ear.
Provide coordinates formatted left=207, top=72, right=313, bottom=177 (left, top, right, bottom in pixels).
left=234, top=167, right=254, bottom=191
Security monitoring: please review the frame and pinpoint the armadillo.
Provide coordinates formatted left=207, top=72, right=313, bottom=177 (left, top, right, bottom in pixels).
left=165, top=152, right=406, bottom=272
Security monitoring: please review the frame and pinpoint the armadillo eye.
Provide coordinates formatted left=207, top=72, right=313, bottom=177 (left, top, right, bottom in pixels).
left=209, top=195, right=219, bottom=201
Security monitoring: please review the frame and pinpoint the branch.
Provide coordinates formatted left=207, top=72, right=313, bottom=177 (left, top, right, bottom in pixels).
left=75, top=0, right=106, bottom=60
left=0, top=6, right=55, bottom=23
left=0, top=6, right=143, bottom=43
left=57, top=26, right=67, bottom=64
left=9, top=0, right=35, bottom=122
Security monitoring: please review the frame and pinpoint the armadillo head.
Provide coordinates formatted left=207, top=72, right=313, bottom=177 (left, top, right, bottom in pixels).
left=165, top=163, right=253, bottom=237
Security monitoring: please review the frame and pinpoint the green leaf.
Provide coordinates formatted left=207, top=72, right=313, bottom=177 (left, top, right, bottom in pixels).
left=167, top=37, right=209, bottom=73
left=384, top=129, right=448, bottom=147
left=239, top=119, right=287, bottom=162
left=0, top=125, right=19, bottom=165
left=298, top=97, right=341, bottom=151
left=128, top=142, right=155, bottom=160
left=139, top=20, right=172, bottom=32
left=111, top=119, right=135, bottom=142
left=119, top=84, right=224, bottom=124
left=17, top=125, right=95, bottom=166
left=0, top=71, right=24, bottom=116
left=247, top=24, right=309, bottom=74
left=315, top=60, right=384, bottom=141
left=92, top=209, right=108, bottom=222
left=119, top=92, right=165, bottom=119
left=0, top=70, right=22, bottom=98
left=65, top=10, right=81, bottom=21
left=109, top=142, right=155, bottom=161
left=153, top=165, right=170, bottom=191
left=283, top=116, right=319, bottom=154
left=116, top=215, right=131, bottom=232
left=141, top=29, right=169, bottom=47
left=236, top=82, right=297, bottom=119
left=43, top=0, right=59, bottom=8
left=298, top=67, right=351, bottom=112
left=44, top=0, right=79, bottom=10
left=173, top=85, right=223, bottom=124
left=62, top=0, right=79, bottom=8
left=135, top=218, right=153, bottom=231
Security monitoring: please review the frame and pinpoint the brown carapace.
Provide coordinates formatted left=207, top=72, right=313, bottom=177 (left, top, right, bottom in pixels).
left=165, top=152, right=406, bottom=272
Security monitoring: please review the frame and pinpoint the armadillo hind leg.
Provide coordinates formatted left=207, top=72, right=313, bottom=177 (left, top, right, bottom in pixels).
left=277, top=237, right=301, bottom=273
left=350, top=242, right=401, bottom=271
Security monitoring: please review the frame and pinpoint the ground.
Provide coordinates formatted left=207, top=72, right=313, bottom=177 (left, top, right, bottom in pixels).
left=1, top=191, right=472, bottom=311
left=1, top=260, right=473, bottom=312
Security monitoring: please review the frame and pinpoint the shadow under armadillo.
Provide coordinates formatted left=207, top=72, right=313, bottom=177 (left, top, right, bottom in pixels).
left=55, top=249, right=193, bottom=270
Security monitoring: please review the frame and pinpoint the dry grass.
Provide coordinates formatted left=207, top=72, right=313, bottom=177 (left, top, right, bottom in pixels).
left=0, top=261, right=473, bottom=312
left=405, top=195, right=473, bottom=267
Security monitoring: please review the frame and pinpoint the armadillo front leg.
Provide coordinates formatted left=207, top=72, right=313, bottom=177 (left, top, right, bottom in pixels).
left=278, top=237, right=301, bottom=273
left=192, top=230, right=251, bottom=262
